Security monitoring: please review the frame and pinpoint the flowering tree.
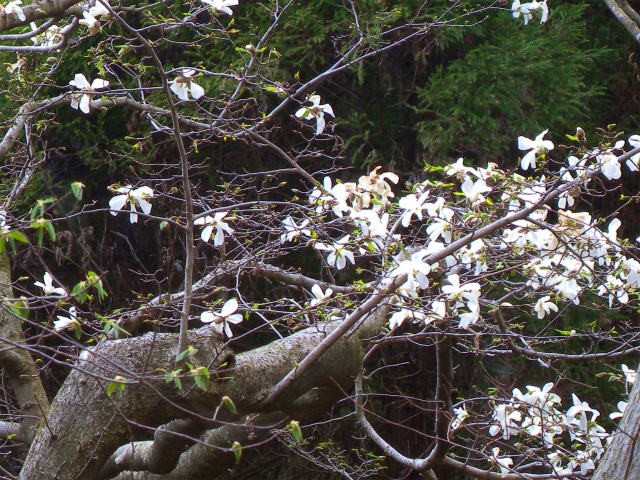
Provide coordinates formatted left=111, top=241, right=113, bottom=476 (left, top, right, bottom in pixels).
left=1, top=0, right=640, bottom=479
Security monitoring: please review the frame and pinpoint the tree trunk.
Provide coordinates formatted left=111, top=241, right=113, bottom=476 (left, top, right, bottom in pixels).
left=18, top=306, right=387, bottom=480
left=592, top=365, right=640, bottom=480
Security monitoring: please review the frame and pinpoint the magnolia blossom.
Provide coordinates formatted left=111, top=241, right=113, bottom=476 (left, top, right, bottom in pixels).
left=280, top=216, right=311, bottom=243
left=461, top=177, right=491, bottom=205
left=398, top=193, right=428, bottom=227
left=566, top=393, right=599, bottom=432
left=34, top=272, right=66, bottom=296
left=79, top=11, right=101, bottom=34
left=621, top=364, right=637, bottom=384
left=512, top=0, right=549, bottom=25
left=54, top=307, right=80, bottom=332
left=450, top=405, right=469, bottom=431
left=597, top=152, right=621, bottom=180
left=534, top=295, right=558, bottom=319
left=315, top=235, right=355, bottom=270
left=626, top=135, right=640, bottom=171
left=490, top=447, right=513, bottom=476
left=518, top=129, right=554, bottom=170
left=109, top=185, right=154, bottom=223
left=170, top=69, right=205, bottom=101
left=69, top=74, right=110, bottom=114
left=295, top=95, right=334, bottom=135
left=609, top=401, right=627, bottom=420
left=201, top=0, right=238, bottom=16
left=309, top=176, right=354, bottom=217
left=389, top=250, right=432, bottom=297
left=194, top=212, right=234, bottom=246
left=357, top=167, right=399, bottom=206
left=88, top=0, right=111, bottom=18
left=310, top=284, right=333, bottom=307
left=4, top=0, right=25, bottom=21
left=30, top=22, right=62, bottom=47
left=489, top=404, right=522, bottom=440
left=388, top=308, right=425, bottom=330
left=201, top=298, right=243, bottom=337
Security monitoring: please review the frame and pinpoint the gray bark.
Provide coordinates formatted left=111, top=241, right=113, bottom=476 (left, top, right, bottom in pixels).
left=18, top=306, right=388, bottom=480
left=0, top=248, right=50, bottom=443
left=592, top=365, right=640, bottom=480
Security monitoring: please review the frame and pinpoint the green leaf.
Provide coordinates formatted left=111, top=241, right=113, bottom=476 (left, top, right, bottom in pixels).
left=176, top=345, right=198, bottom=362
left=5, top=298, right=29, bottom=320
left=107, top=376, right=126, bottom=398
left=289, top=420, right=303, bottom=444
left=44, top=220, right=55, bottom=242
left=8, top=231, right=27, bottom=243
left=191, top=366, right=210, bottom=391
left=72, top=281, right=89, bottom=304
left=222, top=396, right=237, bottom=414
left=71, top=182, right=85, bottom=200
left=232, top=441, right=242, bottom=462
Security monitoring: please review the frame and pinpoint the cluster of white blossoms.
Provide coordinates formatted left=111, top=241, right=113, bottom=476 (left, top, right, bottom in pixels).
left=295, top=95, right=335, bottom=135
left=29, top=22, right=62, bottom=47
left=79, top=0, right=112, bottom=34
left=108, top=185, right=154, bottom=223
left=511, top=0, right=549, bottom=25
left=271, top=123, right=640, bottom=476
left=473, top=368, right=636, bottom=477
left=69, top=73, right=109, bottom=114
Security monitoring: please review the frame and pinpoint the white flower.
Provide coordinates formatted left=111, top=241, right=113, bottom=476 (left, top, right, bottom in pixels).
left=512, top=0, right=548, bottom=25
left=489, top=404, right=522, bottom=439
left=357, top=167, right=399, bottom=205
left=88, top=0, right=111, bottom=18
left=308, top=177, right=354, bottom=217
left=490, top=447, right=513, bottom=476
left=54, top=307, right=80, bottom=332
left=310, top=284, right=333, bottom=307
left=388, top=308, right=425, bottom=330
left=457, top=303, right=480, bottom=330
left=201, top=298, right=243, bottom=337
left=597, top=152, right=621, bottom=180
left=626, top=135, right=640, bottom=171
left=534, top=296, right=558, bottom=319
left=450, top=405, right=469, bottom=431
left=69, top=74, right=110, bottom=114
left=170, top=69, right=205, bottom=101
left=518, top=129, right=554, bottom=170
left=441, top=274, right=480, bottom=303
left=426, top=218, right=452, bottom=243
left=425, top=300, right=446, bottom=325
left=4, top=0, right=25, bottom=21
left=552, top=276, right=580, bottom=304
left=398, top=193, right=429, bottom=227
left=566, top=393, right=599, bottom=432
left=609, top=401, right=627, bottom=420
left=109, top=185, right=154, bottom=223
left=621, top=364, right=637, bottom=385
left=461, top=178, right=491, bottom=205
left=315, top=235, right=355, bottom=270
left=280, top=216, right=311, bottom=243
left=35, top=272, right=67, bottom=296
left=389, top=250, right=432, bottom=297
left=295, top=95, right=334, bottom=135
left=194, top=212, right=234, bottom=246
left=79, top=11, right=101, bottom=34
left=30, top=22, right=62, bottom=47
left=200, top=0, right=238, bottom=16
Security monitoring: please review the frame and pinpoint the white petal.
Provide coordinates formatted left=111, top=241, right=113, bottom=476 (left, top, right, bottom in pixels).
left=221, top=298, right=238, bottom=317
left=189, top=82, right=205, bottom=100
